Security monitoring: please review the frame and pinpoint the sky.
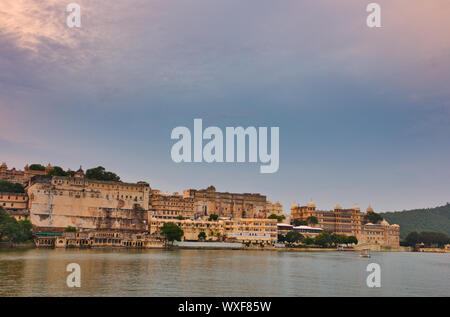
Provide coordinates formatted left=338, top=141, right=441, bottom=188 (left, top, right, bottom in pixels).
left=1, top=0, right=449, bottom=213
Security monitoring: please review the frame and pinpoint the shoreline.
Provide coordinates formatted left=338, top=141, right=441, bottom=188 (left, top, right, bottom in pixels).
left=2, top=244, right=440, bottom=253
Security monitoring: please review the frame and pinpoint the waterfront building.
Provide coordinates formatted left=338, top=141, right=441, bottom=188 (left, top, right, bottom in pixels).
left=34, top=230, right=165, bottom=248
left=277, top=223, right=293, bottom=236
left=0, top=192, right=29, bottom=220
left=183, top=185, right=267, bottom=219
left=54, top=231, right=165, bottom=249
left=149, top=217, right=277, bottom=244
left=358, top=219, right=400, bottom=246
left=224, top=218, right=277, bottom=243
left=293, top=225, right=323, bottom=237
left=290, top=202, right=400, bottom=246
left=27, top=176, right=151, bottom=232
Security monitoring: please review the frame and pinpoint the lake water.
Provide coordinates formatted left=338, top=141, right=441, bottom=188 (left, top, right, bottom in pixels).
left=0, top=248, right=448, bottom=296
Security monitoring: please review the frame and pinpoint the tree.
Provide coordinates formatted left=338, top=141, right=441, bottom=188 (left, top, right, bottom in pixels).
left=208, top=214, right=218, bottom=221
left=29, top=164, right=45, bottom=171
left=347, top=236, right=358, bottom=245
left=306, top=216, right=318, bottom=226
left=304, top=237, right=314, bottom=245
left=381, top=203, right=450, bottom=239
left=160, top=223, right=184, bottom=245
left=292, top=219, right=307, bottom=226
left=314, top=231, right=333, bottom=247
left=416, top=231, right=449, bottom=247
left=268, top=214, right=285, bottom=222
left=0, top=180, right=25, bottom=193
left=277, top=234, right=286, bottom=243
left=198, top=231, right=207, bottom=240
left=285, top=231, right=304, bottom=244
left=47, top=166, right=68, bottom=177
left=65, top=226, right=77, bottom=233
left=405, top=231, right=420, bottom=246
left=15, top=219, right=33, bottom=243
left=176, top=215, right=184, bottom=220
left=331, top=233, right=348, bottom=245
left=85, top=166, right=121, bottom=182
left=0, top=206, right=33, bottom=243
left=363, top=211, right=383, bottom=224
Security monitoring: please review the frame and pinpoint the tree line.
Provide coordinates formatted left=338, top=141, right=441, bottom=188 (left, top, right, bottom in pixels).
left=25, top=163, right=122, bottom=182
left=0, top=180, right=25, bottom=193
left=404, top=231, right=449, bottom=247
left=0, top=206, right=33, bottom=243
left=381, top=203, right=450, bottom=238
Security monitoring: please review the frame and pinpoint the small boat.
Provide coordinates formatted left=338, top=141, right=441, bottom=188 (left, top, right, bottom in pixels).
left=360, top=249, right=371, bottom=258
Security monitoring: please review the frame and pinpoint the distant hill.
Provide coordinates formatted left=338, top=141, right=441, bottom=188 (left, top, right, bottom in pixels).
left=381, top=203, right=450, bottom=239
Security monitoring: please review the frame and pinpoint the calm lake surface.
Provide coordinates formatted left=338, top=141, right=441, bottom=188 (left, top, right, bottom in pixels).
left=0, top=248, right=448, bottom=296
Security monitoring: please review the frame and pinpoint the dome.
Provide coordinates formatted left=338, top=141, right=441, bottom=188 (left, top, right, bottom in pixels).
left=381, top=219, right=390, bottom=226
left=366, top=205, right=374, bottom=212
left=353, top=204, right=360, bottom=211
left=307, top=201, right=316, bottom=208
left=291, top=203, right=299, bottom=209
left=334, top=204, right=342, bottom=210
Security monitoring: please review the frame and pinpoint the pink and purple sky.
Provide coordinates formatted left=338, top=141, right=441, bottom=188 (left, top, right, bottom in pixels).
left=1, top=1, right=450, bottom=212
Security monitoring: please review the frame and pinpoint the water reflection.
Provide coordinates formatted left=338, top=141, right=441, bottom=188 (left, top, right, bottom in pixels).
left=0, top=249, right=448, bottom=296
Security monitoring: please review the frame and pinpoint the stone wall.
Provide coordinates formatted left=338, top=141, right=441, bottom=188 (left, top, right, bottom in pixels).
left=28, top=176, right=150, bottom=231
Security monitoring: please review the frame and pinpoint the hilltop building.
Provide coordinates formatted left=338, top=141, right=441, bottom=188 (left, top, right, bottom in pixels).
left=266, top=201, right=283, bottom=216
left=183, top=185, right=267, bottom=219
left=0, top=162, right=49, bottom=185
left=149, top=190, right=195, bottom=220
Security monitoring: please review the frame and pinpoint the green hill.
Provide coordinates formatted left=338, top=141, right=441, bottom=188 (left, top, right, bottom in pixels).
left=381, top=203, right=450, bottom=239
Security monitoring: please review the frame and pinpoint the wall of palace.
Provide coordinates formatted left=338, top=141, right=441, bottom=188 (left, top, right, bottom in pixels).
left=28, top=176, right=150, bottom=231
left=183, top=185, right=267, bottom=219
left=149, top=190, right=195, bottom=219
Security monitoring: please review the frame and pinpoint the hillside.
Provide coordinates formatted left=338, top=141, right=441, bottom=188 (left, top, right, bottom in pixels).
left=381, top=203, right=450, bottom=239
